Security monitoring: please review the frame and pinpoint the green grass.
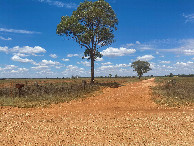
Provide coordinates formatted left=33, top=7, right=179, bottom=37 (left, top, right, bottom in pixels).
left=152, top=77, right=194, bottom=107
left=0, top=77, right=141, bottom=108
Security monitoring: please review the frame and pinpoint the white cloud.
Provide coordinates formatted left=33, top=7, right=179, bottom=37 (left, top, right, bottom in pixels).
left=41, top=59, right=60, bottom=65
left=32, top=65, right=49, bottom=70
left=67, top=54, right=79, bottom=57
left=18, top=68, right=29, bottom=72
left=11, top=46, right=46, bottom=55
left=192, top=58, right=194, bottom=60
left=11, top=55, right=34, bottom=63
left=0, top=36, right=12, bottom=41
left=183, top=13, right=194, bottom=23
left=99, top=63, right=130, bottom=70
left=102, top=47, right=136, bottom=57
left=183, top=49, right=194, bottom=55
left=10, top=70, right=18, bottom=73
left=77, top=61, right=90, bottom=67
left=62, top=58, right=70, bottom=62
left=4, top=65, right=17, bottom=70
left=13, top=53, right=29, bottom=57
left=55, top=66, right=62, bottom=69
left=96, top=57, right=104, bottom=61
left=62, top=65, right=86, bottom=76
left=49, top=54, right=57, bottom=58
left=126, top=43, right=134, bottom=47
left=136, top=41, right=141, bottom=44
left=38, top=0, right=77, bottom=9
left=160, top=61, right=170, bottom=64
left=139, top=45, right=152, bottom=50
left=175, top=61, right=194, bottom=67
left=10, top=68, right=29, bottom=73
left=159, top=39, right=194, bottom=56
left=0, top=46, right=9, bottom=53
left=36, top=70, right=54, bottom=75
left=101, top=62, right=112, bottom=65
left=137, top=55, right=155, bottom=61
left=0, top=28, right=40, bottom=34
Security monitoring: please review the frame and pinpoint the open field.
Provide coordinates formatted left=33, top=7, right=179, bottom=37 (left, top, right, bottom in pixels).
left=0, top=77, right=141, bottom=108
left=152, top=77, right=194, bottom=107
left=0, top=78, right=193, bottom=145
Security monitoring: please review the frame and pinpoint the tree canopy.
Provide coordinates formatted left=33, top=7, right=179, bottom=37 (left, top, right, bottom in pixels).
left=56, top=0, right=118, bottom=83
left=131, top=60, right=152, bottom=79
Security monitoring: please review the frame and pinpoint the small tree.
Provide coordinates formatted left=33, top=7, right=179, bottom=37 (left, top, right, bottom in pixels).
left=56, top=0, right=118, bottom=84
left=109, top=74, right=112, bottom=78
left=131, top=60, right=151, bottom=79
left=169, top=73, right=173, bottom=77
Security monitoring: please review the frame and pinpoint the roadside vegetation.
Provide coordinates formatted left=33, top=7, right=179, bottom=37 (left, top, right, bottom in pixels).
left=0, top=77, right=140, bottom=108
left=152, top=77, right=194, bottom=107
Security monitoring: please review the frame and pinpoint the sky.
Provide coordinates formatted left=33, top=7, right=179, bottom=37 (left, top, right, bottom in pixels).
left=0, top=0, right=194, bottom=78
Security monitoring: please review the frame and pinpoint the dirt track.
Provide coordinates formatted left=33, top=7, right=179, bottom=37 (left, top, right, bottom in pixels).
left=0, top=78, right=193, bottom=145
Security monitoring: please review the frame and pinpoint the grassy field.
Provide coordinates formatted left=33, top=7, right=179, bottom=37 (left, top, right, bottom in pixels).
left=0, top=77, right=141, bottom=108
left=152, top=77, right=194, bottom=107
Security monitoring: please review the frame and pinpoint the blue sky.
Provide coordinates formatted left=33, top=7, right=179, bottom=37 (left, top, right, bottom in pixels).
left=0, top=0, right=194, bottom=78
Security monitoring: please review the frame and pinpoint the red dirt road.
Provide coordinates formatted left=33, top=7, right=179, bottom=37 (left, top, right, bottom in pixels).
left=0, top=78, right=193, bottom=145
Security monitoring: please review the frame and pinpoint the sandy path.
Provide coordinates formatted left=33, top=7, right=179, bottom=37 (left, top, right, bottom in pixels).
left=0, top=78, right=193, bottom=145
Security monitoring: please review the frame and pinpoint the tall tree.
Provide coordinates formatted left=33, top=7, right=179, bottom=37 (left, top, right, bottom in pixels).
left=131, top=60, right=152, bottom=79
left=56, top=0, right=118, bottom=84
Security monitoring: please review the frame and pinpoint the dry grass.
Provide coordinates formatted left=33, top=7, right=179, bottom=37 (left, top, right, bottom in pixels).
left=0, top=77, right=140, bottom=108
left=152, top=77, right=194, bottom=107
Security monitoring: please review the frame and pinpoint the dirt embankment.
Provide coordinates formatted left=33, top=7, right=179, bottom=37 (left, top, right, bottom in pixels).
left=0, top=78, right=193, bottom=145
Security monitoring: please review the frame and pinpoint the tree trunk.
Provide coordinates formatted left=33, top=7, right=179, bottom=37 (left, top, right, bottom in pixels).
left=139, top=75, right=141, bottom=79
left=91, top=56, right=94, bottom=84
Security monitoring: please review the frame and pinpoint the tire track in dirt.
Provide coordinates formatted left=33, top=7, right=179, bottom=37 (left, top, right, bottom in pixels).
left=0, top=78, right=193, bottom=145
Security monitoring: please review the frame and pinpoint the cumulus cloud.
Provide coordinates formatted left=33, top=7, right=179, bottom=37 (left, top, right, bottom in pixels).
left=183, top=49, right=194, bottom=55
left=160, top=61, right=170, bottom=64
left=67, top=54, right=79, bottom=57
left=11, top=55, right=34, bottom=63
left=99, top=63, right=130, bottom=70
left=101, top=62, right=112, bottom=65
left=96, top=57, right=104, bottom=61
left=10, top=68, right=29, bottom=73
left=62, top=65, right=86, bottom=76
left=18, top=68, right=29, bottom=72
left=0, top=36, right=12, bottom=41
left=102, top=47, right=136, bottom=57
left=62, top=58, right=70, bottom=62
left=0, top=46, right=9, bottom=53
left=175, top=61, right=194, bottom=67
left=32, top=65, right=49, bottom=70
left=77, top=61, right=90, bottom=67
left=11, top=46, right=46, bottom=55
left=0, top=28, right=40, bottom=34
left=137, top=55, right=155, bottom=61
left=13, top=53, right=29, bottom=57
left=49, top=54, right=57, bottom=58
left=4, top=65, right=17, bottom=70
left=40, top=59, right=60, bottom=65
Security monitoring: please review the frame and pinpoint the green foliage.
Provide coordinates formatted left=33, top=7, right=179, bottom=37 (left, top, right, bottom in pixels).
left=169, top=73, right=173, bottom=77
left=131, top=60, right=152, bottom=79
left=56, top=0, right=118, bottom=60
